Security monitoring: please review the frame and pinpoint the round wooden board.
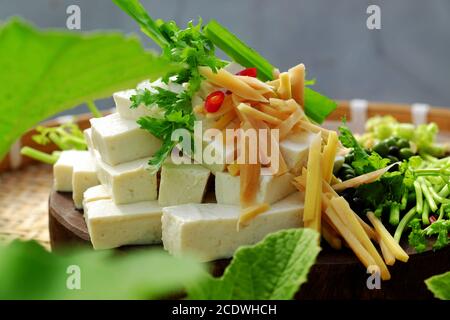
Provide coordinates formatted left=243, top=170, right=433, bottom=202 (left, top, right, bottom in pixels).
left=49, top=190, right=449, bottom=300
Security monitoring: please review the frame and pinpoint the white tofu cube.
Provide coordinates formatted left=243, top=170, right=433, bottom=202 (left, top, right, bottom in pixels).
left=84, top=199, right=163, bottom=250
left=114, top=79, right=183, bottom=121
left=53, top=150, right=90, bottom=192
left=161, top=193, right=304, bottom=261
left=84, top=128, right=94, bottom=151
left=90, top=113, right=162, bottom=166
left=279, top=132, right=316, bottom=170
left=93, top=150, right=158, bottom=205
left=72, top=153, right=99, bottom=209
left=83, top=185, right=110, bottom=208
left=158, top=163, right=211, bottom=206
left=114, top=90, right=166, bottom=121
left=215, top=172, right=296, bottom=205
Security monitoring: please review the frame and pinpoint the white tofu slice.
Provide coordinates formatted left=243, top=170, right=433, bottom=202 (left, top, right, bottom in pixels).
left=114, top=79, right=183, bottom=121
left=53, top=150, right=90, bottom=192
left=215, top=172, right=296, bottom=205
left=72, top=153, right=99, bottom=209
left=161, top=193, right=304, bottom=261
left=83, top=185, right=110, bottom=208
left=279, top=132, right=316, bottom=170
left=84, top=199, right=163, bottom=250
left=90, top=113, right=162, bottom=166
left=84, top=128, right=94, bottom=151
left=93, top=150, right=158, bottom=205
left=113, top=89, right=166, bottom=121
left=158, top=163, right=211, bottom=206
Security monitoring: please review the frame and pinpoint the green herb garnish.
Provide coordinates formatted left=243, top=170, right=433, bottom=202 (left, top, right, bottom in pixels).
left=115, top=0, right=226, bottom=171
left=114, top=0, right=337, bottom=170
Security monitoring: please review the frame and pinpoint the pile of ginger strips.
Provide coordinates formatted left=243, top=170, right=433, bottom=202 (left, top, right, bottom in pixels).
left=197, top=63, right=409, bottom=280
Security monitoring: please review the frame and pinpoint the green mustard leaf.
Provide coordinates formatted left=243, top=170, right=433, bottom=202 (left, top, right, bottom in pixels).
left=0, top=18, right=182, bottom=159
left=187, top=228, right=321, bottom=300
left=425, top=271, right=450, bottom=300
left=0, top=240, right=205, bottom=300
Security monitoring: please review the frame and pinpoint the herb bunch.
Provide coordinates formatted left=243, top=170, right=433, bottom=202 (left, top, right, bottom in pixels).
left=130, top=19, right=225, bottom=172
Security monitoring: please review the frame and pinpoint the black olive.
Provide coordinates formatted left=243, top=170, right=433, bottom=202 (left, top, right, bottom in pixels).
left=388, top=146, right=400, bottom=156
left=397, top=138, right=410, bottom=149
left=373, top=142, right=389, bottom=157
left=345, top=153, right=354, bottom=164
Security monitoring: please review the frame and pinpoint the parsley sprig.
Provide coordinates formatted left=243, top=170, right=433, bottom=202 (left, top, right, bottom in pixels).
left=126, top=17, right=225, bottom=172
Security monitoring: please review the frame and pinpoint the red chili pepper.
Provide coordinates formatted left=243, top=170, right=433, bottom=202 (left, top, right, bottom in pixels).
left=236, top=68, right=257, bottom=77
left=205, top=91, right=225, bottom=113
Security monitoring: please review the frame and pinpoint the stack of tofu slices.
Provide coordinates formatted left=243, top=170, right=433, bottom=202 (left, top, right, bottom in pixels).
left=53, top=70, right=315, bottom=262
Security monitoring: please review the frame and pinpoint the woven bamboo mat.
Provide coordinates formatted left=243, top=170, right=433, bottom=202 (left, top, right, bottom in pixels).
left=0, top=164, right=52, bottom=249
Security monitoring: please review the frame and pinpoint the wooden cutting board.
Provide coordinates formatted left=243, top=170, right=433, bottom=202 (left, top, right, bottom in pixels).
left=49, top=190, right=449, bottom=300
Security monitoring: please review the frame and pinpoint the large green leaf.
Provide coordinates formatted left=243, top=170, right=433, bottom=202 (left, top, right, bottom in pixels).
left=0, top=19, right=181, bottom=159
left=0, top=240, right=205, bottom=300
left=187, top=229, right=321, bottom=300
left=426, top=271, right=450, bottom=300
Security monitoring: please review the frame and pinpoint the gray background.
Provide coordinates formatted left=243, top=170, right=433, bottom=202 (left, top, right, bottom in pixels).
left=1, top=0, right=450, bottom=116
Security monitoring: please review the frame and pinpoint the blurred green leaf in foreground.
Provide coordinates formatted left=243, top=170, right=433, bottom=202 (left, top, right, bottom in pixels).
left=0, top=229, right=320, bottom=300
left=0, top=18, right=182, bottom=159
left=187, top=229, right=321, bottom=300
left=426, top=271, right=450, bottom=300
left=0, top=240, right=205, bottom=300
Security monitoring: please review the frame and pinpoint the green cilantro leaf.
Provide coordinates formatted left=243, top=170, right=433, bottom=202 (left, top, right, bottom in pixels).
left=0, top=18, right=181, bottom=159
left=408, top=219, right=427, bottom=253
left=425, top=220, right=450, bottom=250
left=187, top=229, right=321, bottom=300
left=425, top=271, right=450, bottom=300
left=130, top=87, right=178, bottom=110
left=339, top=126, right=389, bottom=175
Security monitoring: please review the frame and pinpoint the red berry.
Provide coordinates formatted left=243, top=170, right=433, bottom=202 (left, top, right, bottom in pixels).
left=236, top=68, right=257, bottom=77
left=205, top=91, right=225, bottom=113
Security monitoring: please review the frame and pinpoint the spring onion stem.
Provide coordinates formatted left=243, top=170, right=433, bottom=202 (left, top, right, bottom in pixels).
left=401, top=189, right=408, bottom=210
left=438, top=205, right=445, bottom=220
left=414, top=168, right=450, bottom=176
left=389, top=204, right=400, bottom=226
left=438, top=184, right=450, bottom=198
left=62, top=136, right=87, bottom=150
left=394, top=206, right=417, bottom=243
left=420, top=179, right=438, bottom=212
left=20, top=147, right=59, bottom=165
left=48, top=132, right=68, bottom=150
left=422, top=201, right=430, bottom=225
left=87, top=101, right=102, bottom=118
left=414, top=181, right=423, bottom=213
left=427, top=183, right=450, bottom=204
